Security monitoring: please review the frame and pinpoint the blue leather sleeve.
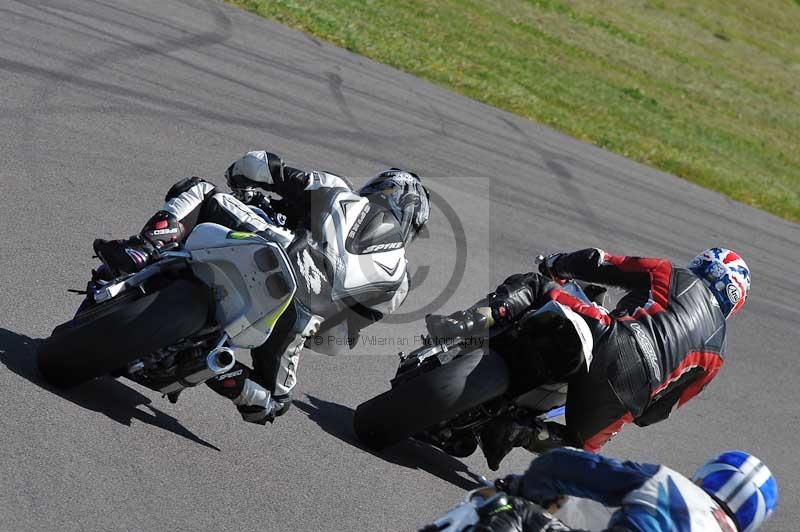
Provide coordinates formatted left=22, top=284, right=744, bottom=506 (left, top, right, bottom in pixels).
left=518, top=448, right=659, bottom=507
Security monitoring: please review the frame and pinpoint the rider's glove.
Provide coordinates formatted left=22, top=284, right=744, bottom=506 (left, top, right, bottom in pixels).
left=473, top=496, right=569, bottom=532
left=495, top=474, right=524, bottom=496
left=425, top=309, right=489, bottom=340
left=538, top=253, right=565, bottom=280
left=495, top=475, right=567, bottom=513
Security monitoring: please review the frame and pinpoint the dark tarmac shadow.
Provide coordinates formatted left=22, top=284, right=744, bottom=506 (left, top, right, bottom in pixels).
left=0, top=327, right=219, bottom=451
left=295, top=393, right=485, bottom=491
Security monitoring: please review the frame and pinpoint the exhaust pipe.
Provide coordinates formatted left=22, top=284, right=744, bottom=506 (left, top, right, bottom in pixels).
left=160, top=343, right=237, bottom=394
left=207, top=347, right=236, bottom=374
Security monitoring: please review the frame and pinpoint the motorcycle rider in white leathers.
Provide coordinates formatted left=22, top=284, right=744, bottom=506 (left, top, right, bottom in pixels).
left=94, top=150, right=430, bottom=424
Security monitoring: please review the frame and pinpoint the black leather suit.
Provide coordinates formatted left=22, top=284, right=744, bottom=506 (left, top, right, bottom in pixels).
left=484, top=248, right=727, bottom=451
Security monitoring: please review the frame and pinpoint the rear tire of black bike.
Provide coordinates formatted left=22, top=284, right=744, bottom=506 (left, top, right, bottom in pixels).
left=37, top=279, right=210, bottom=389
left=353, top=351, right=510, bottom=450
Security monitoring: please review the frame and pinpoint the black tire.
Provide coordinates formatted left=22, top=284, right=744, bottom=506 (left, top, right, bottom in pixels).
left=37, top=279, right=210, bottom=389
left=353, top=351, right=510, bottom=450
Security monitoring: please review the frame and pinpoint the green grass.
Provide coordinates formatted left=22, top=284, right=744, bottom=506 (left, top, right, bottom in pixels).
left=229, top=0, right=800, bottom=222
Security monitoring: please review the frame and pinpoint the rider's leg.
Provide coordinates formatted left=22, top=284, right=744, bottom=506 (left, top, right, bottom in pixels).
left=251, top=302, right=323, bottom=415
left=93, top=177, right=213, bottom=275
left=479, top=415, right=578, bottom=472
left=250, top=304, right=299, bottom=416
left=205, top=361, right=283, bottom=424
left=481, top=335, right=644, bottom=466
left=95, top=177, right=270, bottom=275
left=563, top=345, right=637, bottom=453
left=479, top=419, right=536, bottom=472
left=479, top=317, right=589, bottom=471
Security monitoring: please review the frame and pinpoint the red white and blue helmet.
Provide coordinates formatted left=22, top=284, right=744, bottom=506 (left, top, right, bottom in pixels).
left=693, top=450, right=778, bottom=532
left=688, top=248, right=750, bottom=319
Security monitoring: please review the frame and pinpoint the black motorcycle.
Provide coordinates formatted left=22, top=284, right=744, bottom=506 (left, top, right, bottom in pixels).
left=353, top=280, right=598, bottom=457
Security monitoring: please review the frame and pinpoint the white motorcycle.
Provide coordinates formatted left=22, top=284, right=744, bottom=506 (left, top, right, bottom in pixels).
left=38, top=221, right=298, bottom=397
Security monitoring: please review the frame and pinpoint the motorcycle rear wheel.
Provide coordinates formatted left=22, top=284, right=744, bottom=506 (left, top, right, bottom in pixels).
left=353, top=351, right=509, bottom=450
left=37, top=278, right=210, bottom=389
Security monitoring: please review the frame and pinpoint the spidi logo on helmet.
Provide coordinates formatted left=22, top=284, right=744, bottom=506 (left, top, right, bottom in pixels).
left=351, top=182, right=470, bottom=325
left=386, top=185, right=467, bottom=325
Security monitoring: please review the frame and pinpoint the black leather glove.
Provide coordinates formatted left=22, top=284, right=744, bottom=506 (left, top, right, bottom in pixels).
left=537, top=253, right=565, bottom=280
left=495, top=474, right=524, bottom=496
left=495, top=474, right=568, bottom=513
left=473, top=495, right=570, bottom=532
left=425, top=309, right=488, bottom=340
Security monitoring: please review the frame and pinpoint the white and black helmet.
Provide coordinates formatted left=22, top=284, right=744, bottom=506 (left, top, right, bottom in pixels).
left=359, top=169, right=430, bottom=244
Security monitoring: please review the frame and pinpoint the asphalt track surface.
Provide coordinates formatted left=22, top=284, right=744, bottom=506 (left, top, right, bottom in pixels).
left=1, top=1, right=798, bottom=530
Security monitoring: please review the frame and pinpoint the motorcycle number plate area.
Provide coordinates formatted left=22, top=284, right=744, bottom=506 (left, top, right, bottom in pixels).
left=187, top=225, right=297, bottom=348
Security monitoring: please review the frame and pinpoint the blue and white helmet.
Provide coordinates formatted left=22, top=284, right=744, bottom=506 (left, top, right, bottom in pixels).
left=688, top=248, right=751, bottom=319
left=359, top=169, right=430, bottom=245
left=693, top=450, right=778, bottom=532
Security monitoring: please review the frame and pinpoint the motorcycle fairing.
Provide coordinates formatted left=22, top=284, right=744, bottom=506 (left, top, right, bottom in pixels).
left=185, top=223, right=297, bottom=349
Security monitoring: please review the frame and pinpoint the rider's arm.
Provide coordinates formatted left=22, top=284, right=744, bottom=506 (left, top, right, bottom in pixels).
left=266, top=167, right=355, bottom=228
left=547, top=249, right=672, bottom=311
left=515, top=448, right=657, bottom=508
left=272, top=166, right=353, bottom=204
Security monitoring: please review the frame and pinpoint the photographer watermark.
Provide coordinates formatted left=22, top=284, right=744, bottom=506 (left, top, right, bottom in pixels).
left=311, top=332, right=487, bottom=350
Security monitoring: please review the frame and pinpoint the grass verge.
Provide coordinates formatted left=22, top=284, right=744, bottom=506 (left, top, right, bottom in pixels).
left=229, top=0, right=800, bottom=222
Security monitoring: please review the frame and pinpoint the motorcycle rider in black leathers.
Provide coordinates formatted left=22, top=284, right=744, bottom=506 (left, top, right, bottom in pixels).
left=426, top=247, right=750, bottom=470
left=94, top=150, right=430, bottom=424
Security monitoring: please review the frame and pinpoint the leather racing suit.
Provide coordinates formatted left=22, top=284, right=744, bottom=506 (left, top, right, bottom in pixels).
left=440, top=248, right=728, bottom=455
left=480, top=447, right=739, bottom=532
left=138, top=167, right=410, bottom=421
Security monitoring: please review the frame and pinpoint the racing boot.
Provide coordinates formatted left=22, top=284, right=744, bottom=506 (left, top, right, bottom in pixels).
left=140, top=211, right=184, bottom=249
left=523, top=420, right=570, bottom=454
left=93, top=236, right=157, bottom=277
left=233, top=378, right=284, bottom=425
left=206, top=363, right=286, bottom=425
left=271, top=393, right=293, bottom=417
left=425, top=307, right=492, bottom=341
left=479, top=417, right=534, bottom=471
